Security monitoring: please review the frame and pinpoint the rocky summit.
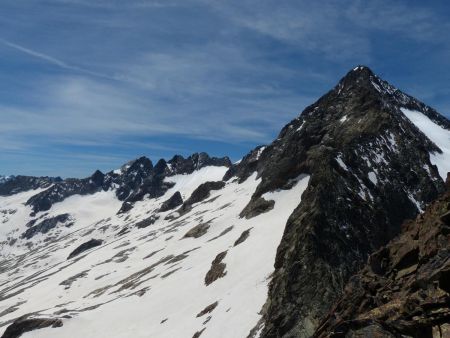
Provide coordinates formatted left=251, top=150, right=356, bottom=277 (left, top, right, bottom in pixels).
left=0, top=67, right=449, bottom=338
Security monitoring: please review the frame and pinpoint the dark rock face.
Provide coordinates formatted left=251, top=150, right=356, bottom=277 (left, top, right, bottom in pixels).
left=167, top=152, right=231, bottom=176
left=0, top=176, right=61, bottom=196
left=159, top=191, right=183, bottom=212
left=1, top=317, right=63, bottom=338
left=239, top=197, right=274, bottom=219
left=192, top=328, right=206, bottom=338
left=183, top=223, right=210, bottom=239
left=67, top=239, right=103, bottom=259
left=117, top=202, right=133, bottom=214
left=135, top=215, right=159, bottom=229
left=205, top=251, right=227, bottom=286
left=228, top=66, right=450, bottom=337
left=177, top=181, right=225, bottom=215
left=21, top=214, right=73, bottom=239
left=234, top=228, right=252, bottom=246
left=185, top=181, right=225, bottom=206
left=224, top=146, right=266, bottom=183
left=196, top=301, right=219, bottom=317
left=26, top=173, right=108, bottom=213
left=314, top=178, right=450, bottom=338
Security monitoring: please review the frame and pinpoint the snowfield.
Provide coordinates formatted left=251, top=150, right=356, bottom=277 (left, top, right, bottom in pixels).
left=0, top=166, right=309, bottom=338
left=402, top=108, right=450, bottom=179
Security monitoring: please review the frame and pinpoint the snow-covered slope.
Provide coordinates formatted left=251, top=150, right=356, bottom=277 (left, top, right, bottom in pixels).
left=0, top=165, right=309, bottom=338
left=401, top=108, right=450, bottom=179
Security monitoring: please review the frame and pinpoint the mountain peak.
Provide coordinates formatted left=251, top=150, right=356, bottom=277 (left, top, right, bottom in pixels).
left=336, top=65, right=382, bottom=92
left=349, top=64, right=374, bottom=75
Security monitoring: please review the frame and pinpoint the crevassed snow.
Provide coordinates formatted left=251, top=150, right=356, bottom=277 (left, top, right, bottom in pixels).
left=401, top=108, right=450, bottom=179
left=1, top=167, right=310, bottom=338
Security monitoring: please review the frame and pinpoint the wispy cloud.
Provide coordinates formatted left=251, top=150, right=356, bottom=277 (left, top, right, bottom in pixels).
left=0, top=0, right=448, bottom=177
left=0, top=38, right=71, bottom=68
left=0, top=38, right=119, bottom=81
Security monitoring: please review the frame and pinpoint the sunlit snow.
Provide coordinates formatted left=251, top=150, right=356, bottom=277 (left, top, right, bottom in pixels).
left=401, top=108, right=450, bottom=179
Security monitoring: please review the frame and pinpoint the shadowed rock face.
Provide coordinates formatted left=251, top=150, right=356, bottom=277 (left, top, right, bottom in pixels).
left=239, top=197, right=274, bottom=219
left=21, top=213, right=73, bottom=239
left=205, top=251, right=227, bottom=286
left=67, top=239, right=103, bottom=260
left=135, top=215, right=159, bottom=229
left=222, top=66, right=450, bottom=337
left=1, top=317, right=63, bottom=338
left=159, top=191, right=183, bottom=212
left=183, top=223, right=210, bottom=239
left=184, top=181, right=225, bottom=206
left=314, top=175, right=450, bottom=338
left=167, top=152, right=231, bottom=176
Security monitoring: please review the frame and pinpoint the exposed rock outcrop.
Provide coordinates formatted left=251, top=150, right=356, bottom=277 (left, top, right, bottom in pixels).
left=196, top=301, right=219, bottom=317
left=239, top=197, right=274, bottom=219
left=181, top=181, right=225, bottom=211
left=183, top=223, right=210, bottom=239
left=314, top=174, right=450, bottom=338
left=205, top=251, right=227, bottom=286
left=135, top=215, right=159, bottom=229
left=1, top=317, right=62, bottom=338
left=159, top=191, right=183, bottom=212
left=234, top=228, right=252, bottom=246
left=67, top=239, right=103, bottom=259
left=21, top=214, right=73, bottom=239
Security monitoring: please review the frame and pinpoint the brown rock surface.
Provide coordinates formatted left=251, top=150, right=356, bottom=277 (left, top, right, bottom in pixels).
left=314, top=176, right=450, bottom=338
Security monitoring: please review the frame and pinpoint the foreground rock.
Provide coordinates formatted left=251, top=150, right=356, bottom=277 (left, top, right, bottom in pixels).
left=314, top=175, right=450, bottom=338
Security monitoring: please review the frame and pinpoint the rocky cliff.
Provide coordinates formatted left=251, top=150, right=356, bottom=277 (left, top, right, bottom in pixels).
left=314, top=174, right=450, bottom=338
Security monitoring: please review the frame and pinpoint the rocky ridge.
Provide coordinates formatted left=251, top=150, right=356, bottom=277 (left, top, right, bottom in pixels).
left=225, top=66, right=449, bottom=337
left=314, top=174, right=450, bottom=338
left=0, top=176, right=61, bottom=197
left=19, top=152, right=231, bottom=215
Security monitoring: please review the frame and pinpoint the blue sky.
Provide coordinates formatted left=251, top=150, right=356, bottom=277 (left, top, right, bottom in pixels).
left=0, top=0, right=449, bottom=178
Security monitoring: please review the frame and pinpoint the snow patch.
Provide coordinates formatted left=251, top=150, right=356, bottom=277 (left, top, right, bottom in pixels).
left=401, top=108, right=450, bottom=179
left=336, top=155, right=349, bottom=171
left=368, top=171, right=378, bottom=185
